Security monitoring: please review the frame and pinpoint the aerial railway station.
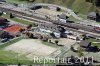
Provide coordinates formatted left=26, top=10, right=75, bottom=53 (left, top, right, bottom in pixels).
left=0, top=0, right=100, bottom=66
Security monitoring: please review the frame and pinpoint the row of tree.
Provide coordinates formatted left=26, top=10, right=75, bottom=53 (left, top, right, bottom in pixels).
left=19, top=0, right=35, bottom=2
left=86, top=0, right=100, bottom=7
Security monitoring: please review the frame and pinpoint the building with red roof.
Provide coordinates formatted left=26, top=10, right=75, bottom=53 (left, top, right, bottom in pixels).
left=4, top=25, right=24, bottom=36
left=94, top=27, right=100, bottom=32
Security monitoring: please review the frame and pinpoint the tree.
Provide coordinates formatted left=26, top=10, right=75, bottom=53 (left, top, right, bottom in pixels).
left=0, top=11, right=3, bottom=16
left=19, top=29, right=25, bottom=33
left=92, top=0, right=97, bottom=6
left=27, top=24, right=32, bottom=29
left=50, top=33, right=55, bottom=38
left=10, top=13, right=14, bottom=18
left=28, top=0, right=36, bottom=2
left=20, top=0, right=36, bottom=2
left=77, top=46, right=84, bottom=58
left=28, top=65, right=32, bottom=66
left=70, top=55, right=75, bottom=63
left=91, top=0, right=97, bottom=10
left=83, top=36, right=87, bottom=40
left=70, top=46, right=77, bottom=52
left=49, top=39, right=51, bottom=43
left=55, top=40, right=59, bottom=45
left=18, top=63, right=21, bottom=66
left=33, top=23, right=38, bottom=27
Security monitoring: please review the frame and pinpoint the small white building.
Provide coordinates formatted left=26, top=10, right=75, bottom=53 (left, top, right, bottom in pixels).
left=59, top=19, right=67, bottom=23
left=48, top=6, right=58, bottom=11
left=58, top=14, right=69, bottom=23
left=53, top=32, right=60, bottom=38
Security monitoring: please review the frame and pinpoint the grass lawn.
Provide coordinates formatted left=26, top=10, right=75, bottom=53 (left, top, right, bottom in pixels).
left=78, top=14, right=87, bottom=19
left=1, top=14, right=38, bottom=27
left=0, top=37, right=32, bottom=64
left=0, top=49, right=55, bottom=64
left=0, top=37, right=23, bottom=49
left=96, top=22, right=100, bottom=24
left=6, top=0, right=27, bottom=4
left=86, top=38, right=100, bottom=42
left=0, top=38, right=57, bottom=64
left=12, top=17, right=33, bottom=25
left=0, top=50, right=55, bottom=64
left=0, top=38, right=55, bottom=64
left=42, top=41, right=62, bottom=49
left=85, top=38, right=100, bottom=48
left=92, top=43, right=100, bottom=48
left=68, top=16, right=80, bottom=23
left=1, top=14, right=34, bottom=25
left=0, top=50, right=32, bottom=64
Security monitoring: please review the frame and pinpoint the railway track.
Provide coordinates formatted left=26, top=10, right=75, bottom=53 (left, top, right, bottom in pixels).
left=0, top=7, right=100, bottom=37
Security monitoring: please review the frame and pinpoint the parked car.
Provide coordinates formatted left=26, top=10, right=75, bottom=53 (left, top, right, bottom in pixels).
left=1, top=38, right=9, bottom=43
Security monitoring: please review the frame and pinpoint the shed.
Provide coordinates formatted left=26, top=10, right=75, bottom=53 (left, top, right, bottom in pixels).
left=48, top=6, right=60, bottom=11
left=94, top=27, right=100, bottom=32
left=80, top=41, right=91, bottom=48
left=58, top=14, right=69, bottom=19
left=87, top=12, right=96, bottom=20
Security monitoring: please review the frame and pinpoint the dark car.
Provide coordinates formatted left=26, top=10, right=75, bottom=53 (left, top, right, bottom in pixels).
left=1, top=38, right=9, bottom=43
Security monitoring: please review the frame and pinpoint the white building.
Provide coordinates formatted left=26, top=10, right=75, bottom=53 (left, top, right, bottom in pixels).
left=38, top=23, right=61, bottom=38
left=58, top=14, right=69, bottom=23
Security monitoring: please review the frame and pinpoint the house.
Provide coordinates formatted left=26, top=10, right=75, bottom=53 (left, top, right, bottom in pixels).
left=4, top=25, right=24, bottom=36
left=0, top=30, right=13, bottom=39
left=38, top=23, right=60, bottom=33
left=94, top=27, right=100, bottom=32
left=80, top=40, right=91, bottom=48
left=58, top=14, right=69, bottom=19
left=87, top=11, right=100, bottom=21
left=0, top=17, right=8, bottom=24
left=58, top=14, right=69, bottom=23
left=48, top=6, right=60, bottom=11
left=87, top=12, right=96, bottom=20
left=37, top=23, right=69, bottom=38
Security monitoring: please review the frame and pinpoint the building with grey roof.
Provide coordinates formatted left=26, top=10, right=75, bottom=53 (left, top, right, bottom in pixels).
left=58, top=14, right=69, bottom=19
left=0, top=30, right=13, bottom=39
left=36, top=22, right=61, bottom=38
left=38, top=22, right=60, bottom=33
left=87, top=12, right=96, bottom=20
left=80, top=40, right=91, bottom=48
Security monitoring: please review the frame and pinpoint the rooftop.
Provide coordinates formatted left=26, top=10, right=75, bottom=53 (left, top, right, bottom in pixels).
left=80, top=40, right=91, bottom=48
left=0, top=17, right=8, bottom=23
left=38, top=23, right=60, bottom=33
left=4, top=25, right=24, bottom=35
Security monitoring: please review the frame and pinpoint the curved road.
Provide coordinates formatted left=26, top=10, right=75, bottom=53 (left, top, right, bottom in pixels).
left=34, top=3, right=100, bottom=27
